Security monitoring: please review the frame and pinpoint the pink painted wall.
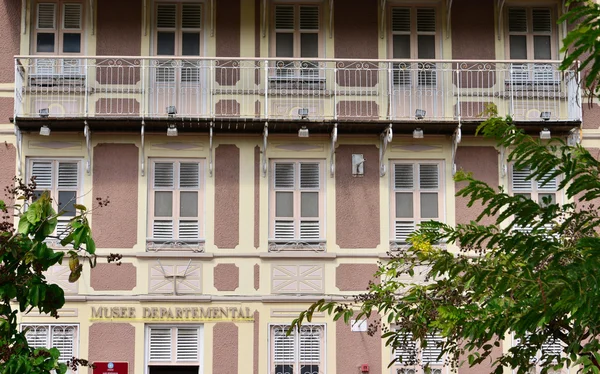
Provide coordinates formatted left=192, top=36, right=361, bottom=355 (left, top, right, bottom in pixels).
left=214, top=144, right=240, bottom=249
left=451, top=0, right=495, bottom=60
left=0, top=143, right=16, bottom=224
left=334, top=0, right=378, bottom=59
left=253, top=263, right=260, bottom=290
left=455, top=146, right=499, bottom=226
left=92, top=144, right=138, bottom=248
left=213, top=323, right=238, bottom=374
left=336, top=317, right=382, bottom=374
left=583, top=104, right=600, bottom=129
left=0, top=0, right=20, bottom=83
left=253, top=311, right=259, bottom=374
left=336, top=145, right=380, bottom=248
left=0, top=97, right=14, bottom=124
left=336, top=264, right=379, bottom=291
left=88, top=323, right=135, bottom=374
left=90, top=263, right=136, bottom=291
left=458, top=341, right=503, bottom=374
left=213, top=263, right=239, bottom=291
left=216, top=0, right=240, bottom=57
left=96, top=0, right=141, bottom=56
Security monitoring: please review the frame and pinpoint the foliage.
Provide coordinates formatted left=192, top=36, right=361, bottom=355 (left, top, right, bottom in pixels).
left=291, top=117, right=600, bottom=373
left=0, top=178, right=103, bottom=374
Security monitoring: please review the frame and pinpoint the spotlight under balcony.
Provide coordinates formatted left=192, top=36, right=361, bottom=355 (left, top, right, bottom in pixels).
left=413, top=128, right=424, bottom=139
left=415, top=109, right=426, bottom=120
left=167, top=124, right=178, bottom=137
left=540, top=128, right=551, bottom=140
left=39, top=108, right=50, bottom=118
left=39, top=125, right=51, bottom=136
left=298, top=126, right=309, bottom=138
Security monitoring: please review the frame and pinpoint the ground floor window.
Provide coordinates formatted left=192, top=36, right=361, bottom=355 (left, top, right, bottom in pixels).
left=270, top=324, right=325, bottom=374
left=146, top=325, right=203, bottom=374
left=22, top=324, right=78, bottom=369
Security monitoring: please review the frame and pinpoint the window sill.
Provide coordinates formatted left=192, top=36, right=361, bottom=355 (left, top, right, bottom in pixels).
left=268, top=240, right=326, bottom=253
left=146, top=239, right=205, bottom=252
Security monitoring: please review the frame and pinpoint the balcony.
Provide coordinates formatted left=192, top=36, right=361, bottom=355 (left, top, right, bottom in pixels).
left=13, top=56, right=581, bottom=133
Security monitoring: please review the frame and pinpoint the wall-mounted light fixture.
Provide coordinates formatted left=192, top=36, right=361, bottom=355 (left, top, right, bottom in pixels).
left=167, top=106, right=177, bottom=118
left=39, top=108, right=49, bottom=118
left=540, top=128, right=551, bottom=140
left=298, top=126, right=309, bottom=138
left=413, top=128, right=424, bottom=139
left=298, top=108, right=309, bottom=120
left=39, top=125, right=51, bottom=136
left=540, top=111, right=551, bottom=121
left=167, top=124, right=178, bottom=137
left=352, top=154, right=365, bottom=176
left=415, top=109, right=426, bottom=120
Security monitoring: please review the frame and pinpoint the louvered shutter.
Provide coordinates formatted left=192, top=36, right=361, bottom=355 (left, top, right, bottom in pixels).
left=416, top=8, right=436, bottom=32
left=176, top=328, right=199, bottom=361
left=275, top=163, right=295, bottom=188
left=532, top=8, right=552, bottom=32
left=182, top=4, right=202, bottom=29
left=62, top=4, right=82, bottom=29
left=155, top=162, right=175, bottom=187
left=275, top=5, right=294, bottom=30
left=149, top=327, right=172, bottom=361
left=178, top=162, right=200, bottom=240
left=58, top=162, right=79, bottom=188
left=395, top=164, right=415, bottom=243
left=25, top=325, right=50, bottom=349
left=299, top=163, right=320, bottom=240
left=157, top=4, right=177, bottom=28
left=512, top=166, right=533, bottom=190
left=274, top=163, right=295, bottom=240
left=51, top=325, right=76, bottom=362
left=537, top=171, right=558, bottom=191
left=299, top=326, right=321, bottom=374
left=541, top=338, right=562, bottom=364
left=394, top=333, right=417, bottom=364
left=300, top=6, right=319, bottom=30
left=274, top=325, right=295, bottom=363
left=37, top=3, right=56, bottom=29
left=422, top=334, right=443, bottom=365
left=419, top=164, right=439, bottom=189
left=509, top=8, right=528, bottom=32
left=153, top=162, right=175, bottom=240
left=32, top=161, right=53, bottom=190
left=392, top=8, right=410, bottom=32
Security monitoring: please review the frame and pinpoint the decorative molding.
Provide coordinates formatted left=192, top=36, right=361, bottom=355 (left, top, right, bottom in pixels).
left=273, top=143, right=325, bottom=152
left=271, top=309, right=325, bottom=318
left=45, top=265, right=79, bottom=295
left=272, top=264, right=325, bottom=294
left=28, top=141, right=81, bottom=150
left=150, top=142, right=204, bottom=151
left=149, top=260, right=202, bottom=295
left=23, top=308, right=78, bottom=318
left=146, top=240, right=205, bottom=252
left=391, top=144, right=443, bottom=152
left=268, top=241, right=326, bottom=253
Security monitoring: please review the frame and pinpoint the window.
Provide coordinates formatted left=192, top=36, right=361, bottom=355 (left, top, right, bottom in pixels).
left=23, top=324, right=78, bottom=365
left=270, top=160, right=325, bottom=244
left=148, top=160, right=204, bottom=247
left=28, top=159, right=81, bottom=240
left=391, top=161, right=444, bottom=243
left=270, top=324, right=324, bottom=374
left=155, top=2, right=202, bottom=57
left=390, top=7, right=438, bottom=86
left=272, top=3, right=321, bottom=77
left=34, top=1, right=84, bottom=56
left=507, top=7, right=555, bottom=60
left=147, top=325, right=202, bottom=373
left=393, top=333, right=444, bottom=374
left=510, top=165, right=559, bottom=205
left=512, top=334, right=564, bottom=373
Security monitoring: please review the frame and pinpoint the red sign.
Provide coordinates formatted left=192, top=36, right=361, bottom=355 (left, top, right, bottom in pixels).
left=93, top=362, right=128, bottom=374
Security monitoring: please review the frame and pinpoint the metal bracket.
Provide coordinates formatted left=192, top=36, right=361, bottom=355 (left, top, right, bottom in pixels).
left=496, top=0, right=506, bottom=41
left=379, top=0, right=386, bottom=39
left=210, top=0, right=215, bottom=37
left=22, top=0, right=28, bottom=35
left=329, top=0, right=334, bottom=38
left=209, top=123, right=214, bottom=177
left=84, top=121, right=91, bottom=175
left=262, top=0, right=267, bottom=37
left=379, top=124, right=393, bottom=177
left=451, top=124, right=461, bottom=176
left=140, top=121, right=145, bottom=177
left=330, top=123, right=337, bottom=177
left=89, top=0, right=95, bottom=35
left=262, top=122, right=268, bottom=177
left=14, top=125, right=22, bottom=177
left=499, top=144, right=507, bottom=178
left=567, top=127, right=582, bottom=146
left=445, top=0, right=453, bottom=38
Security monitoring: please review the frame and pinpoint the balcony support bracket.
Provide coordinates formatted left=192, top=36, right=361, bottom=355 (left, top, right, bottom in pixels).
left=496, top=0, right=506, bottom=41
left=262, top=122, right=268, bottom=178
left=89, top=0, right=95, bottom=35
left=140, top=121, right=145, bottom=177
left=262, top=0, right=267, bottom=37
left=379, top=124, right=393, bottom=177
left=330, top=123, right=337, bottom=177
left=445, top=0, right=453, bottom=38
left=379, top=0, right=386, bottom=39
left=329, top=0, right=334, bottom=38
left=210, top=0, right=215, bottom=37
left=567, top=127, right=582, bottom=146
left=84, top=121, right=91, bottom=175
left=14, top=125, right=22, bottom=177
left=209, top=123, right=214, bottom=177
left=451, top=124, right=461, bottom=176
left=500, top=144, right=507, bottom=178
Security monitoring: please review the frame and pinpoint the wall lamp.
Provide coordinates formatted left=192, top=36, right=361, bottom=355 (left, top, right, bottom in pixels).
left=39, top=125, right=51, bottom=136
left=167, top=124, right=178, bottom=137
left=298, top=108, right=309, bottom=120
left=39, top=108, right=49, bottom=118
left=167, top=105, right=177, bottom=118
left=298, top=126, right=309, bottom=138
left=540, top=128, right=551, bottom=140
left=415, top=109, right=426, bottom=120
left=413, top=128, right=424, bottom=139
left=540, top=111, right=551, bottom=121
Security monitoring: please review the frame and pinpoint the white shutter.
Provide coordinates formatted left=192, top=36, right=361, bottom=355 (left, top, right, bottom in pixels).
left=37, top=3, right=56, bottom=29
left=275, top=220, right=295, bottom=240
left=300, top=6, right=319, bottom=30
left=182, top=3, right=202, bottom=29
left=62, top=3, right=82, bottom=30
left=32, top=161, right=53, bottom=189
left=419, top=164, right=439, bottom=189
left=275, top=163, right=295, bottom=188
left=176, top=328, right=199, bottom=361
left=300, top=163, right=320, bottom=189
left=395, top=221, right=416, bottom=243
left=157, top=4, right=177, bottom=28
left=178, top=221, right=199, bottom=240
left=392, top=8, right=410, bottom=32
left=299, top=326, right=322, bottom=362
left=55, top=220, right=70, bottom=240
left=537, top=171, right=558, bottom=191
left=512, top=166, right=532, bottom=190
left=273, top=326, right=295, bottom=362
left=394, top=333, right=417, bottom=363
left=154, top=162, right=175, bottom=188
left=25, top=325, right=49, bottom=349
left=509, top=8, right=528, bottom=32
left=153, top=220, right=174, bottom=239
left=532, top=8, right=552, bottom=32
left=300, top=221, right=320, bottom=240
left=51, top=325, right=76, bottom=363
left=416, top=8, right=436, bottom=32
left=422, top=334, right=443, bottom=365
left=149, top=327, right=172, bottom=361
left=275, top=5, right=295, bottom=30
left=179, top=162, right=200, bottom=188
left=57, top=162, right=79, bottom=188
left=395, top=164, right=414, bottom=189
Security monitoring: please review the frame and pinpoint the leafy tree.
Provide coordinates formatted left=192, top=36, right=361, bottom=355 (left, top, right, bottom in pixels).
left=291, top=117, right=600, bottom=374
left=0, top=178, right=110, bottom=374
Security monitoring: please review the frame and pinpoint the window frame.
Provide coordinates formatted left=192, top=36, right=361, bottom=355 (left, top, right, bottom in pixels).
left=505, top=5, right=558, bottom=61
left=33, top=0, right=85, bottom=56
left=268, top=323, right=326, bottom=374
left=390, top=160, right=445, bottom=244
left=387, top=5, right=441, bottom=60
left=147, top=158, right=205, bottom=247
left=146, top=325, right=204, bottom=368
left=511, top=334, right=564, bottom=374
left=22, top=324, right=79, bottom=365
left=269, top=159, right=326, bottom=244
left=153, top=1, right=204, bottom=57
left=392, top=332, right=446, bottom=374
left=508, top=164, right=562, bottom=205
left=270, top=2, right=323, bottom=59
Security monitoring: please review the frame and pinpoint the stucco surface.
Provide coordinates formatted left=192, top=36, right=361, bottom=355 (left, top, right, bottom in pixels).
left=335, top=317, right=381, bottom=374
left=253, top=263, right=260, bottom=290
left=451, top=0, right=495, bottom=60
left=0, top=0, right=20, bottom=83
left=214, top=263, right=239, bottom=291
left=253, top=311, right=259, bottom=374
left=92, top=143, right=139, bottom=248
left=254, top=146, right=260, bottom=248
left=334, top=0, right=378, bottom=59
left=583, top=104, right=600, bottom=129
left=88, top=323, right=135, bottom=374
left=0, top=97, right=14, bottom=124
left=336, top=264, right=379, bottom=291
left=214, top=144, right=240, bottom=248
left=0, top=143, right=16, bottom=224
left=90, top=263, right=136, bottom=291
left=455, top=146, right=499, bottom=226
left=335, top=145, right=380, bottom=248
left=96, top=0, right=142, bottom=56
left=213, top=323, right=238, bottom=374
left=216, top=0, right=241, bottom=57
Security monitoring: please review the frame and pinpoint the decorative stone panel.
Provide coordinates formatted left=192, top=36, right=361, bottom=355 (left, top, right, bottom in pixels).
left=149, top=261, right=202, bottom=294
left=272, top=264, right=324, bottom=294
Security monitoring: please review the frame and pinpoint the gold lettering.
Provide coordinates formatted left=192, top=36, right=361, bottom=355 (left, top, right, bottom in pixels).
left=167, top=308, right=174, bottom=318
left=219, top=308, right=228, bottom=318
left=151, top=307, right=159, bottom=318
left=199, top=307, right=210, bottom=319
left=176, top=308, right=183, bottom=318
left=246, top=308, right=251, bottom=318
left=143, top=307, right=151, bottom=318
left=183, top=307, right=191, bottom=318
left=160, top=308, right=168, bottom=318
left=237, top=307, right=245, bottom=318
left=211, top=308, right=220, bottom=318
left=129, top=307, right=136, bottom=318
left=192, top=308, right=199, bottom=318
left=111, top=307, right=120, bottom=318
left=120, top=307, right=128, bottom=318
left=230, top=307, right=237, bottom=318
left=91, top=307, right=103, bottom=318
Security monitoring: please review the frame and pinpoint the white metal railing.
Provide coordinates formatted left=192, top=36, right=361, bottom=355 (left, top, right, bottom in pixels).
left=14, top=56, right=582, bottom=122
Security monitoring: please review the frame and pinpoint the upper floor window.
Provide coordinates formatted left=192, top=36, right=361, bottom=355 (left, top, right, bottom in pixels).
left=155, top=2, right=203, bottom=56
left=273, top=4, right=320, bottom=59
left=507, top=7, right=555, bottom=60
left=34, top=1, right=84, bottom=55
left=147, top=325, right=202, bottom=372
left=269, top=160, right=325, bottom=245
left=391, top=161, right=444, bottom=244
left=393, top=333, right=444, bottom=374
left=28, top=158, right=81, bottom=239
left=148, top=159, right=205, bottom=249
left=23, top=324, right=78, bottom=365
left=270, top=324, right=324, bottom=374
left=390, top=7, right=438, bottom=60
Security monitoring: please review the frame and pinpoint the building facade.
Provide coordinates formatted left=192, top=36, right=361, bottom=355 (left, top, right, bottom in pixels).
left=0, top=0, right=595, bottom=373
